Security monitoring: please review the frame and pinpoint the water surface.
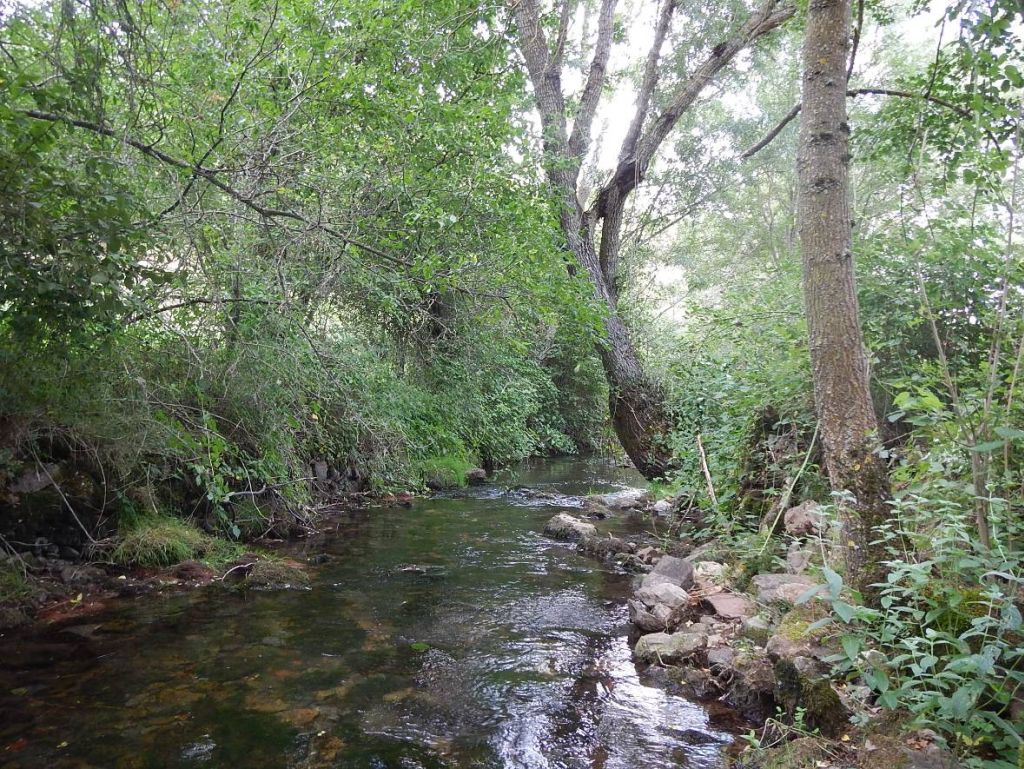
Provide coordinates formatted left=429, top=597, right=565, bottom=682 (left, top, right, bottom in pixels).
left=0, top=458, right=732, bottom=769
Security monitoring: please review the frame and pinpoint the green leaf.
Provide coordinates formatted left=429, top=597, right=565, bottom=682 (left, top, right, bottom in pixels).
left=832, top=600, right=857, bottom=623
left=840, top=634, right=862, bottom=661
left=970, top=440, right=1005, bottom=453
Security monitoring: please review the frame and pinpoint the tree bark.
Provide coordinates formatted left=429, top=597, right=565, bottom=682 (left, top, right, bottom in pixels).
left=511, top=0, right=794, bottom=479
left=797, top=0, right=890, bottom=594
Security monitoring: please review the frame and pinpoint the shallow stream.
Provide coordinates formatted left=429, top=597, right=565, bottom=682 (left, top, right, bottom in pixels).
left=0, top=459, right=734, bottom=769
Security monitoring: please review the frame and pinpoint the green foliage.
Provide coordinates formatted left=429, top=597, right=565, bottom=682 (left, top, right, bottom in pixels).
left=417, top=455, right=474, bottom=490
left=110, top=516, right=240, bottom=568
left=0, top=562, right=32, bottom=604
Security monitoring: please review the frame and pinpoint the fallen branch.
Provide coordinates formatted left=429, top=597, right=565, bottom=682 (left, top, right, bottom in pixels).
left=696, top=433, right=719, bottom=508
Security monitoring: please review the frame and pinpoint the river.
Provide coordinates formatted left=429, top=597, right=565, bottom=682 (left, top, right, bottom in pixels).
left=0, top=458, right=733, bottom=769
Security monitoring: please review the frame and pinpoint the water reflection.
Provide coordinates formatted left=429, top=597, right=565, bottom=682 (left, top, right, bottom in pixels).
left=0, top=458, right=729, bottom=768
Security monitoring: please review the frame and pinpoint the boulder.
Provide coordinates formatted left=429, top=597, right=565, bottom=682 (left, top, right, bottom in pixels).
left=783, top=500, right=824, bottom=536
left=580, top=535, right=632, bottom=557
left=602, top=489, right=649, bottom=511
left=702, top=592, right=756, bottom=620
left=693, top=560, right=726, bottom=583
left=706, top=645, right=735, bottom=669
left=580, top=496, right=614, bottom=518
left=724, top=653, right=777, bottom=723
left=633, top=629, right=707, bottom=664
left=774, top=655, right=851, bottom=738
left=640, top=554, right=695, bottom=591
left=613, top=553, right=647, bottom=573
left=651, top=499, right=673, bottom=515
left=543, top=513, right=597, bottom=542
left=786, top=543, right=813, bottom=574
left=635, top=582, right=689, bottom=610
left=635, top=546, right=662, bottom=564
left=628, top=599, right=673, bottom=632
left=668, top=666, right=720, bottom=699
left=243, top=559, right=310, bottom=590
left=464, top=468, right=488, bottom=485
left=740, top=615, right=773, bottom=645
left=751, top=573, right=818, bottom=606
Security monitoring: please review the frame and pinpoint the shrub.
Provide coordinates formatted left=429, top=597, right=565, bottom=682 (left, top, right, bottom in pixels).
left=110, top=516, right=237, bottom=568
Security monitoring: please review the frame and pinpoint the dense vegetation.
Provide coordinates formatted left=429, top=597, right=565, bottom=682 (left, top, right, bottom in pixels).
left=1, top=0, right=1022, bottom=766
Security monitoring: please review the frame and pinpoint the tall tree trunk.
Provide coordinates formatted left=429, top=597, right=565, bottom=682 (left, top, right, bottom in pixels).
left=797, top=0, right=889, bottom=594
left=510, top=0, right=794, bottom=479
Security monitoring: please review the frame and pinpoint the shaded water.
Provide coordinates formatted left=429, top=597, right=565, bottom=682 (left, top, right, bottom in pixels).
left=0, top=459, right=733, bottom=769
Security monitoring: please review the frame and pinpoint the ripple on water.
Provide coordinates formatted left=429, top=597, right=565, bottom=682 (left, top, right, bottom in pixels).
left=0, top=459, right=730, bottom=769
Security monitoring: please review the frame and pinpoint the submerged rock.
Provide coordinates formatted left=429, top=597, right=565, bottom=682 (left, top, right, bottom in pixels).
left=633, top=628, right=707, bottom=664
left=543, top=513, right=597, bottom=541
left=243, top=559, right=310, bottom=590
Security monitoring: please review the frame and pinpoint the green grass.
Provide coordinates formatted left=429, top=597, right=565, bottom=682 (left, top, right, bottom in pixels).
left=111, top=516, right=244, bottom=568
left=0, top=563, right=32, bottom=604
left=417, top=455, right=475, bottom=490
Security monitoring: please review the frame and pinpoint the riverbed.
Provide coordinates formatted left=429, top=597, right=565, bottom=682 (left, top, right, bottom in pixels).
left=0, top=458, right=733, bottom=769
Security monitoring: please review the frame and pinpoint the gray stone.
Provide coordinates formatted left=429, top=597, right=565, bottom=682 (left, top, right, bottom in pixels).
left=702, top=592, right=756, bottom=619
left=580, top=534, right=632, bottom=557
left=641, top=554, right=695, bottom=591
left=784, top=500, right=824, bottom=536
left=706, top=645, right=736, bottom=669
left=635, top=582, right=689, bottom=610
left=651, top=499, right=673, bottom=515
left=740, top=615, right=773, bottom=645
left=543, top=513, right=597, bottom=541
left=629, top=599, right=670, bottom=632
left=724, top=653, right=777, bottom=723
left=464, top=468, right=488, bottom=485
left=602, top=489, right=649, bottom=511
left=786, top=543, right=812, bottom=574
left=633, top=629, right=707, bottom=664
left=751, top=573, right=818, bottom=606
left=635, top=546, right=662, bottom=564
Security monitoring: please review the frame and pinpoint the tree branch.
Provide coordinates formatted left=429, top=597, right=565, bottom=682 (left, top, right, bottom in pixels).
left=741, top=86, right=1000, bottom=159
left=617, top=0, right=676, bottom=167
left=567, top=0, right=618, bottom=160
left=591, top=0, right=795, bottom=218
left=19, top=109, right=410, bottom=268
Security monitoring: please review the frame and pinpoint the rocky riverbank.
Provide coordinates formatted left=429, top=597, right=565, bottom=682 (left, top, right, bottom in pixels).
left=542, top=494, right=963, bottom=769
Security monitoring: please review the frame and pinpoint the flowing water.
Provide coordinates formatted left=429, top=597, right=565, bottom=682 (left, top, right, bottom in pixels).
left=0, top=458, right=734, bottom=769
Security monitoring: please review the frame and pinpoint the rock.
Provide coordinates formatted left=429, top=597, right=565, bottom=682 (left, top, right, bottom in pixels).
left=543, top=513, right=597, bottom=541
left=172, top=561, right=216, bottom=582
left=628, top=599, right=673, bottom=632
left=740, top=615, right=773, bottom=645
left=633, top=629, right=707, bottom=664
left=751, top=573, right=818, bottom=606
left=613, top=553, right=647, bottom=573
left=783, top=500, right=824, bottom=536
left=640, top=555, right=695, bottom=591
left=464, top=468, right=488, bottom=485
left=774, top=655, right=851, bottom=738
left=635, top=582, right=689, bottom=611
left=312, top=460, right=329, bottom=483
left=635, top=546, right=662, bottom=564
left=580, top=496, right=614, bottom=518
left=702, top=592, right=756, bottom=619
left=651, top=499, right=672, bottom=515
left=706, top=645, right=735, bottom=669
left=724, top=653, right=777, bottom=723
left=693, top=560, right=725, bottom=583
left=244, top=559, right=310, bottom=590
left=786, top=543, right=813, bottom=574
left=602, top=489, right=649, bottom=511
left=580, top=535, right=633, bottom=557
left=667, top=667, right=720, bottom=699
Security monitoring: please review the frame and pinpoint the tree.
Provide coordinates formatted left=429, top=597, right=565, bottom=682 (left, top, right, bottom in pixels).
left=796, top=0, right=890, bottom=592
left=510, top=0, right=794, bottom=478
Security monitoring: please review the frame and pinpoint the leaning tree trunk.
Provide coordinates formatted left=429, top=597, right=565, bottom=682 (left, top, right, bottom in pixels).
left=510, top=0, right=793, bottom=480
left=797, top=0, right=890, bottom=594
